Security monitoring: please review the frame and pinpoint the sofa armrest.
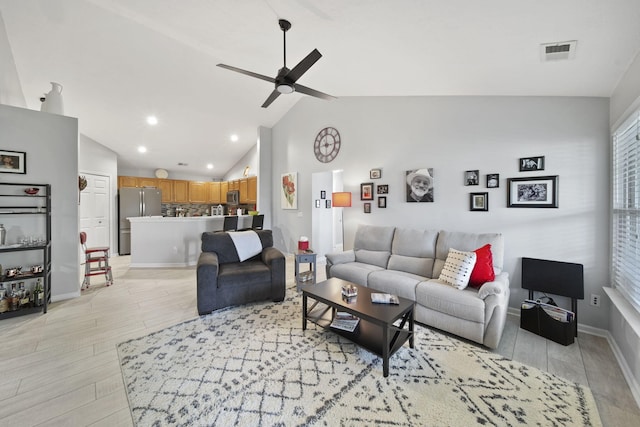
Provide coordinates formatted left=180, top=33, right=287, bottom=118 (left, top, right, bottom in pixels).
left=197, top=251, right=220, bottom=315
left=478, top=272, right=510, bottom=300
left=262, top=246, right=286, bottom=302
left=326, top=250, right=356, bottom=266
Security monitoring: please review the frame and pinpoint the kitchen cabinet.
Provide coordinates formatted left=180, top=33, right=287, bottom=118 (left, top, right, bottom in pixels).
left=173, top=180, right=189, bottom=203
left=157, top=179, right=173, bottom=203
left=118, top=176, right=137, bottom=188
left=248, top=176, right=257, bottom=204
left=239, top=179, right=248, bottom=204
left=220, top=181, right=229, bottom=203
left=229, top=180, right=239, bottom=191
left=137, top=177, right=158, bottom=188
left=189, top=181, right=208, bottom=203
left=0, top=183, right=51, bottom=319
left=208, top=182, right=221, bottom=204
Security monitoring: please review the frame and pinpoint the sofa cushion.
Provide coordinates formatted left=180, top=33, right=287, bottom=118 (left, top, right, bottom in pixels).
left=330, top=262, right=384, bottom=287
left=353, top=225, right=396, bottom=268
left=433, top=231, right=504, bottom=278
left=388, top=228, right=438, bottom=277
left=368, top=270, right=426, bottom=301
left=218, top=260, right=271, bottom=288
left=416, top=279, right=485, bottom=323
left=201, top=230, right=273, bottom=264
left=438, top=248, right=476, bottom=290
left=469, top=244, right=496, bottom=288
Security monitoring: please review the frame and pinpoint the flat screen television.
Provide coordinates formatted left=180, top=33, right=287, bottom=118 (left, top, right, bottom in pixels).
left=521, top=257, right=584, bottom=299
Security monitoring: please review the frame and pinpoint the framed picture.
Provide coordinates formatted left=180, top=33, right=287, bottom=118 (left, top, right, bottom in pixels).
left=370, top=168, right=382, bottom=179
left=470, top=192, right=489, bottom=211
left=507, top=175, right=559, bottom=208
left=406, top=168, right=434, bottom=202
left=377, top=184, right=389, bottom=194
left=325, top=200, right=331, bottom=208
left=464, top=170, right=479, bottom=186
left=378, top=196, right=387, bottom=208
left=360, top=182, right=374, bottom=200
left=320, top=190, right=326, bottom=199
left=364, top=202, right=371, bottom=213
left=486, top=173, right=499, bottom=188
left=281, top=172, right=298, bottom=209
left=315, top=200, right=321, bottom=208
left=0, top=150, right=26, bottom=174
left=519, top=156, right=545, bottom=172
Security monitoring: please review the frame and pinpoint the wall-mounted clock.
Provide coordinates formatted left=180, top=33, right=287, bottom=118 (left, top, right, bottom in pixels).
left=314, top=127, right=341, bottom=163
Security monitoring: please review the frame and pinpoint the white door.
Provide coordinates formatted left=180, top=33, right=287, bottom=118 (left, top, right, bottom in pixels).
left=79, top=173, right=110, bottom=248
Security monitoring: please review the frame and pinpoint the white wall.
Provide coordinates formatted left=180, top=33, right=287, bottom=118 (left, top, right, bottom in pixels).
left=271, top=95, right=610, bottom=330
left=0, top=104, right=79, bottom=301
left=79, top=133, right=118, bottom=253
left=0, top=12, right=25, bottom=107
left=224, top=144, right=258, bottom=181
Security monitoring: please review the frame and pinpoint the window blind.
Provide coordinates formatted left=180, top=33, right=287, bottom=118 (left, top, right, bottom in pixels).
left=612, top=110, right=640, bottom=310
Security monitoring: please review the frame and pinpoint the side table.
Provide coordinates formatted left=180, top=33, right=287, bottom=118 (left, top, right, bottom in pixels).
left=295, top=251, right=317, bottom=287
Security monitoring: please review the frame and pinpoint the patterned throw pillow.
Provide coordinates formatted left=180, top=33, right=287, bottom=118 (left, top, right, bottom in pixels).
left=438, top=248, right=477, bottom=290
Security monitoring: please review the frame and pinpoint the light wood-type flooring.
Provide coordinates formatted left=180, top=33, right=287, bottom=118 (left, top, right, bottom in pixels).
left=0, top=255, right=638, bottom=426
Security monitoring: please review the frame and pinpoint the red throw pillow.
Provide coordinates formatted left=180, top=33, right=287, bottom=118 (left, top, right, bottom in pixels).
left=468, top=244, right=495, bottom=288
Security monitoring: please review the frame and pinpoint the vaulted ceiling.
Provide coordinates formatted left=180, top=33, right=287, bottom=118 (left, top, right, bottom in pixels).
left=1, top=0, right=639, bottom=177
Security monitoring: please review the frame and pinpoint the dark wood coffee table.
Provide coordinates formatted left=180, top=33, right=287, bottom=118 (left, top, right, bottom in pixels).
left=300, top=277, right=415, bottom=377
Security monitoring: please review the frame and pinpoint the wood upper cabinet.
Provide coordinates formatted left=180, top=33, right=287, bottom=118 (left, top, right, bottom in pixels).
left=247, top=176, right=257, bottom=204
left=239, top=178, right=248, bottom=204
left=173, top=180, right=189, bottom=203
left=137, top=177, right=158, bottom=188
left=208, top=182, right=221, bottom=204
left=118, top=176, right=138, bottom=188
left=220, top=181, right=229, bottom=203
left=229, top=180, right=239, bottom=191
left=188, top=181, right=208, bottom=203
left=157, top=179, right=173, bottom=202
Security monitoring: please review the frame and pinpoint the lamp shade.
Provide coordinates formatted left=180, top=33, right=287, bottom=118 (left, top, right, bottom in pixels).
left=332, top=192, right=352, bottom=207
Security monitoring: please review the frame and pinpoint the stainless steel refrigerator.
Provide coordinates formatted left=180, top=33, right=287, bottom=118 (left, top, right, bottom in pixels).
left=118, top=187, right=162, bottom=255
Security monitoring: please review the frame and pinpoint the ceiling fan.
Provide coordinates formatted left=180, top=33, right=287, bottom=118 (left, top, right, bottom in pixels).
left=217, top=19, right=335, bottom=108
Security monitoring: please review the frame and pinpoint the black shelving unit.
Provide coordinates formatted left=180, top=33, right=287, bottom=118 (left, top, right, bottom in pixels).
left=0, top=183, right=51, bottom=319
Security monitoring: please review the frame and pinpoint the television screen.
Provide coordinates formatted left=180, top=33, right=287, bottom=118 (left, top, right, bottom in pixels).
left=521, top=257, right=584, bottom=299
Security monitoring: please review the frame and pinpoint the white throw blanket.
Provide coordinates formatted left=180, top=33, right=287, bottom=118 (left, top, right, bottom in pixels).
left=228, top=230, right=263, bottom=262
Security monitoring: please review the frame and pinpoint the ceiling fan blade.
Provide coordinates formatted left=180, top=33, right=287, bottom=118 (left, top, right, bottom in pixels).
left=261, top=90, right=281, bottom=108
left=293, top=83, right=335, bottom=100
left=286, top=49, right=322, bottom=83
left=217, top=64, right=275, bottom=84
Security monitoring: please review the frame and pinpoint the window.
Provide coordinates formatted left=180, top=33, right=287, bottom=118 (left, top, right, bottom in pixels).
left=612, top=110, right=640, bottom=310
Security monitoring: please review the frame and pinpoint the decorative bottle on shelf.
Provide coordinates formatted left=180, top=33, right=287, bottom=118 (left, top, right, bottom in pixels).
left=34, top=279, right=44, bottom=307
left=9, top=283, right=19, bottom=311
left=41, top=82, right=64, bottom=115
left=0, top=284, right=7, bottom=313
left=0, top=224, right=5, bottom=246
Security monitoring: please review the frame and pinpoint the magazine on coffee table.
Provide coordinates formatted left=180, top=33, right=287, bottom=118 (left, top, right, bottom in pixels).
left=371, top=293, right=400, bottom=305
left=330, top=312, right=360, bottom=332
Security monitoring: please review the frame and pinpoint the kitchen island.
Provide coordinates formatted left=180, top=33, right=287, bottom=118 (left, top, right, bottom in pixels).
left=128, top=215, right=254, bottom=267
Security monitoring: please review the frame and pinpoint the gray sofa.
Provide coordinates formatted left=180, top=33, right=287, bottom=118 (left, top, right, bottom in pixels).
left=325, top=225, right=510, bottom=348
left=197, top=230, right=285, bottom=315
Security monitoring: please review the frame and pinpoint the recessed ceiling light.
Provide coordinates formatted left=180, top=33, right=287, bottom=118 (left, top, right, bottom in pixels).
left=230, top=134, right=239, bottom=142
left=146, top=116, right=158, bottom=125
left=207, top=164, right=214, bottom=169
left=138, top=146, right=147, bottom=153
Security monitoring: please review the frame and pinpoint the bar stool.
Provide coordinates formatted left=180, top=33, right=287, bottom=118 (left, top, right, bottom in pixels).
left=80, top=232, right=113, bottom=289
left=223, top=216, right=238, bottom=231
left=251, top=214, right=264, bottom=230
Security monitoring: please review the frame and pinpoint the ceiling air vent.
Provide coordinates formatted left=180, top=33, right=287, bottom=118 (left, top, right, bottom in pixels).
left=540, top=41, right=577, bottom=61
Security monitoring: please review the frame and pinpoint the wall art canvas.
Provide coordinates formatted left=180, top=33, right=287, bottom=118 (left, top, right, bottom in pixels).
left=470, top=192, right=489, bottom=211
left=281, top=172, right=298, bottom=209
left=465, top=170, right=479, bottom=186
left=519, top=156, right=545, bottom=172
left=406, top=168, right=434, bottom=202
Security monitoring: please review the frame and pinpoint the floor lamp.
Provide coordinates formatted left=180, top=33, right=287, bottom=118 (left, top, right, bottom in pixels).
left=332, top=192, right=352, bottom=251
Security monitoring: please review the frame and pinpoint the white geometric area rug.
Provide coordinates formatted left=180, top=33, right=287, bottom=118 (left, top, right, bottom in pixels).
left=117, top=293, right=602, bottom=427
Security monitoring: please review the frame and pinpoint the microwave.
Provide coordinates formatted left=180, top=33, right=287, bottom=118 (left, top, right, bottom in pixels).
left=226, top=190, right=239, bottom=205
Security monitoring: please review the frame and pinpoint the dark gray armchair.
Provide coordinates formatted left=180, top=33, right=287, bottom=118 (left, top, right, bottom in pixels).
left=197, top=229, right=286, bottom=315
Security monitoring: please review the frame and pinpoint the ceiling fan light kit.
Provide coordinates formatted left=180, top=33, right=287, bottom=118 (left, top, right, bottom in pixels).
left=217, top=19, right=334, bottom=108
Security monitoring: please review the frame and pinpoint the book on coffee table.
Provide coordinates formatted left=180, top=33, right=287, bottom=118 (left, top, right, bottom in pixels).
left=371, top=293, right=400, bottom=305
